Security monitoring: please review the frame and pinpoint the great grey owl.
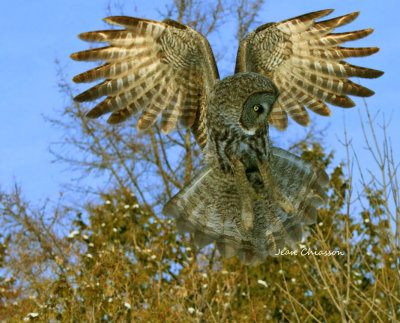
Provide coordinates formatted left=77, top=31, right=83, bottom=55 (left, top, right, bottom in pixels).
left=71, top=9, right=382, bottom=265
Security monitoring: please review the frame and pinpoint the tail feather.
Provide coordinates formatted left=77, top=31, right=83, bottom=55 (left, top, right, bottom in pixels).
left=162, top=147, right=328, bottom=265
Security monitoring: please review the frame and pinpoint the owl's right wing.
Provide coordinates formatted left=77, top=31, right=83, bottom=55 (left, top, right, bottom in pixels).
left=71, top=17, right=219, bottom=149
left=163, top=148, right=328, bottom=265
left=235, top=9, right=383, bottom=130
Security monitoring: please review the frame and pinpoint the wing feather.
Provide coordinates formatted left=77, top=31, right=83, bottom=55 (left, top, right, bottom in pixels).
left=159, top=90, right=183, bottom=133
left=72, top=48, right=159, bottom=83
left=274, top=90, right=310, bottom=126
left=306, top=29, right=374, bottom=48
left=280, top=68, right=355, bottom=107
left=268, top=101, right=288, bottom=130
left=274, top=74, right=332, bottom=118
left=292, top=68, right=375, bottom=96
left=235, top=9, right=383, bottom=129
left=70, top=46, right=142, bottom=62
left=71, top=16, right=219, bottom=147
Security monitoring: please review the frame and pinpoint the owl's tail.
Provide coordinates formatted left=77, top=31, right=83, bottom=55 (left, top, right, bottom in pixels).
left=162, top=147, right=329, bottom=265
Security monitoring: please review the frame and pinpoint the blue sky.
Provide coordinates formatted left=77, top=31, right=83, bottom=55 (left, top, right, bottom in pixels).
left=1, top=0, right=398, bottom=203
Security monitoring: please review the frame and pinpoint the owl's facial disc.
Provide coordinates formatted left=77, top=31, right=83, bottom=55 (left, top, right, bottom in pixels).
left=239, top=92, right=277, bottom=135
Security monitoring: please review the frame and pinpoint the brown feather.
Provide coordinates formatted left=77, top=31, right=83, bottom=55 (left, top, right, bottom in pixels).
left=290, top=56, right=383, bottom=79
left=281, top=69, right=355, bottom=107
left=72, top=51, right=160, bottom=83
left=137, top=82, right=177, bottom=131
left=71, top=46, right=149, bottom=63
left=160, top=91, right=182, bottom=134
left=314, top=11, right=359, bottom=29
left=269, top=97, right=289, bottom=130
left=275, top=75, right=332, bottom=117
left=306, top=29, right=374, bottom=48
left=304, top=98, right=331, bottom=116
left=276, top=91, right=310, bottom=126
left=340, top=62, right=384, bottom=79
left=298, top=46, right=379, bottom=61
left=103, top=16, right=164, bottom=30
left=86, top=97, right=118, bottom=119
left=137, top=89, right=165, bottom=130
left=77, top=30, right=141, bottom=46
left=86, top=65, right=169, bottom=119
left=294, top=69, right=375, bottom=97
left=190, top=98, right=208, bottom=150
left=291, top=12, right=360, bottom=42
left=280, top=9, right=334, bottom=26
left=107, top=102, right=141, bottom=124
left=74, top=59, right=161, bottom=102
left=179, top=69, right=201, bottom=128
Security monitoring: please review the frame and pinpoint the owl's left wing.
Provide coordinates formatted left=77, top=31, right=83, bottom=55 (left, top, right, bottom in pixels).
left=71, top=17, right=219, bottom=148
left=235, top=9, right=383, bottom=130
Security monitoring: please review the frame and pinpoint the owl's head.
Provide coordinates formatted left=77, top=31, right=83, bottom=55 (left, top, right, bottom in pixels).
left=239, top=91, right=277, bottom=135
left=207, top=72, right=279, bottom=136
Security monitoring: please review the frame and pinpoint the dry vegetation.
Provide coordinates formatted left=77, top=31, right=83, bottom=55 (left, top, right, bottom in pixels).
left=1, top=0, right=399, bottom=321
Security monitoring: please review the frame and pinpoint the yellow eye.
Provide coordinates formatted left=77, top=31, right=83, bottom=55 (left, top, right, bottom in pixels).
left=253, top=105, right=260, bottom=112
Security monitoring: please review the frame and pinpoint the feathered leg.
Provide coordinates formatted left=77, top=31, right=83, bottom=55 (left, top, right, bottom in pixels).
left=232, top=159, right=256, bottom=231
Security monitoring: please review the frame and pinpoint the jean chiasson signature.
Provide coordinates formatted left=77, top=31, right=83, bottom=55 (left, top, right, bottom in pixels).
left=275, top=248, right=345, bottom=256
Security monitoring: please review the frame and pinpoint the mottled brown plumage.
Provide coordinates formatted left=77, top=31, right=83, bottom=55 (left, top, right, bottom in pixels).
left=164, top=146, right=328, bottom=265
left=71, top=9, right=382, bottom=265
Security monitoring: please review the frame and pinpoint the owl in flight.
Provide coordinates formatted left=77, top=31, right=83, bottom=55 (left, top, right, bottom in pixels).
left=71, top=9, right=382, bottom=265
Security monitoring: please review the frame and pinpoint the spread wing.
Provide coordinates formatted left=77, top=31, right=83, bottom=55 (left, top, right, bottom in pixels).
left=163, top=148, right=328, bottom=265
left=235, top=9, right=384, bottom=130
left=71, top=17, right=219, bottom=149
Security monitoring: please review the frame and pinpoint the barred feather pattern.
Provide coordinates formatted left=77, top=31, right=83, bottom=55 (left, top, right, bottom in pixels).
left=71, top=16, right=218, bottom=147
left=235, top=9, right=383, bottom=130
left=163, top=147, right=328, bottom=265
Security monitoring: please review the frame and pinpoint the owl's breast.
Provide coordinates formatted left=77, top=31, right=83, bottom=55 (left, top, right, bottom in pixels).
left=205, top=126, right=270, bottom=175
left=237, top=138, right=268, bottom=168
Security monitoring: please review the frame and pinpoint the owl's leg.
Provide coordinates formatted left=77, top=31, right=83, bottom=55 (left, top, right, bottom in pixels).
left=257, top=161, right=295, bottom=215
left=233, top=159, right=256, bottom=231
